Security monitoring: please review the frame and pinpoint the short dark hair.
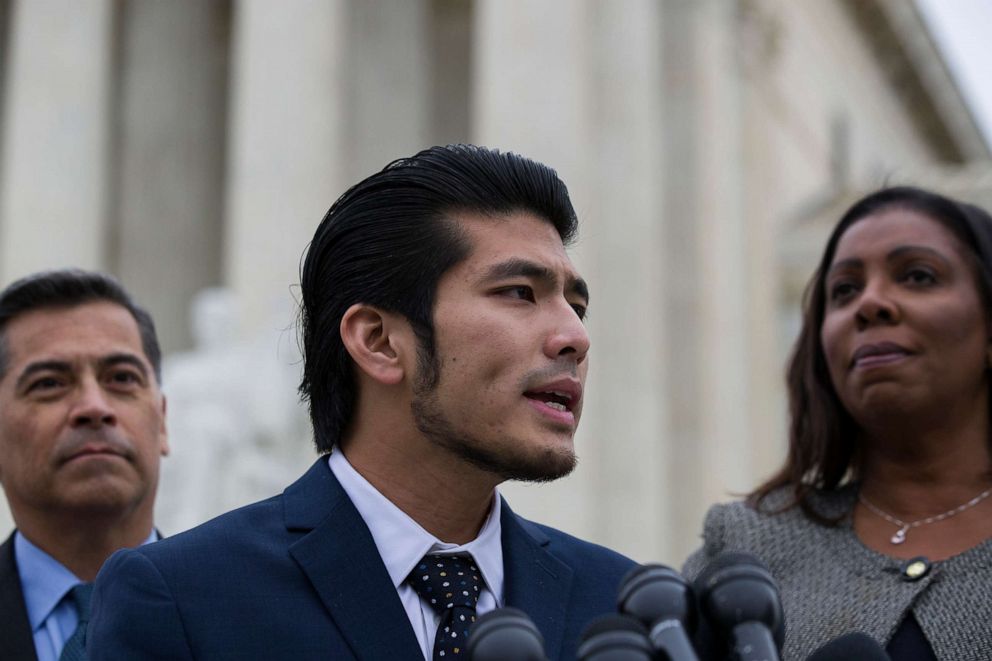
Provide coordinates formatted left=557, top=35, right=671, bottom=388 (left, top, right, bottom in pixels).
left=752, top=186, right=992, bottom=522
left=0, top=269, right=162, bottom=383
left=299, top=144, right=578, bottom=452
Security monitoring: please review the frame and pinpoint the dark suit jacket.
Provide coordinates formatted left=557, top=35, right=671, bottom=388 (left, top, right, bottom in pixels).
left=89, top=459, right=635, bottom=660
left=0, top=533, right=39, bottom=661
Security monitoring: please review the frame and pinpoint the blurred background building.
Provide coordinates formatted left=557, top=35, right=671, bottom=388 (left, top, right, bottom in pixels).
left=0, top=0, right=989, bottom=565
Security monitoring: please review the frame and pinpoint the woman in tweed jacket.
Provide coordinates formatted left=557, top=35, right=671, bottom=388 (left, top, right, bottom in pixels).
left=685, top=187, right=992, bottom=661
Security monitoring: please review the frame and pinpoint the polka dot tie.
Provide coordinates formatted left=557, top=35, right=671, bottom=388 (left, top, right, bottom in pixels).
left=407, top=554, right=483, bottom=660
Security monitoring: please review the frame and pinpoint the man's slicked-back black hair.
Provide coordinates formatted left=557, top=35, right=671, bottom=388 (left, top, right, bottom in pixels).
left=299, top=144, right=578, bottom=452
left=0, top=268, right=162, bottom=382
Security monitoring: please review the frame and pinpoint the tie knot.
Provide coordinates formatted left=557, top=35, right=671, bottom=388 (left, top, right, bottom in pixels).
left=68, top=583, right=94, bottom=623
left=407, top=554, right=482, bottom=615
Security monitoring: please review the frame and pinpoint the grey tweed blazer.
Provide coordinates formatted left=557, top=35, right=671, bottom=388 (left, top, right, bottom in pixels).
left=682, top=486, right=992, bottom=661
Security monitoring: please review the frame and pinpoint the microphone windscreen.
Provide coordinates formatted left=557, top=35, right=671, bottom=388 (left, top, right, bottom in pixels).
left=578, top=614, right=653, bottom=661
left=692, top=551, right=785, bottom=649
left=466, top=607, right=546, bottom=661
left=806, top=632, right=890, bottom=661
left=617, top=563, right=700, bottom=661
left=617, top=563, right=696, bottom=631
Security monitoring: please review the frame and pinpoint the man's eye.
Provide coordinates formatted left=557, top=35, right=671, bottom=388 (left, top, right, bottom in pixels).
left=571, top=303, right=587, bottom=321
left=108, top=371, right=141, bottom=386
left=29, top=377, right=62, bottom=392
left=499, top=286, right=535, bottom=302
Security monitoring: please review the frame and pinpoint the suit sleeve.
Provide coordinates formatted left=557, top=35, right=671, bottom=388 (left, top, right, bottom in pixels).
left=88, top=548, right=195, bottom=660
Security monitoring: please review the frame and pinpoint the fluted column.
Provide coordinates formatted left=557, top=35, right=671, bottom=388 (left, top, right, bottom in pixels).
left=0, top=0, right=114, bottom=281
left=113, top=0, right=230, bottom=353
left=223, top=0, right=349, bottom=334
left=475, top=0, right=671, bottom=563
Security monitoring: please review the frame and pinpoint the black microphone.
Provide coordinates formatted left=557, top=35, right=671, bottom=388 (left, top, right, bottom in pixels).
left=466, top=607, right=547, bottom=661
left=577, top=614, right=654, bottom=661
left=806, top=632, right=890, bottom=661
left=617, top=563, right=700, bottom=661
left=693, top=552, right=784, bottom=661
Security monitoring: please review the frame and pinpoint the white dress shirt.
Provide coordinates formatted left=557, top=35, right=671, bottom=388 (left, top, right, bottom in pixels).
left=327, top=451, right=504, bottom=659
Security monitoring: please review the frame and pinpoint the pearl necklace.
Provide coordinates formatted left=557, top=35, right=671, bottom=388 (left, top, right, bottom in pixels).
left=858, top=487, right=992, bottom=544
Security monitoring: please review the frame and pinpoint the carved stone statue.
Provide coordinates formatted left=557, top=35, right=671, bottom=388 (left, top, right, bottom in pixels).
left=155, top=288, right=312, bottom=533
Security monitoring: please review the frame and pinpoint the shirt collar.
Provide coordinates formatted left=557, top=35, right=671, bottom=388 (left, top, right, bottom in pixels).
left=15, top=529, right=159, bottom=630
left=328, top=451, right=504, bottom=605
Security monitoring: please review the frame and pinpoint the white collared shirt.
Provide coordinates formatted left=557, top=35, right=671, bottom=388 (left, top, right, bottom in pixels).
left=327, top=451, right=504, bottom=659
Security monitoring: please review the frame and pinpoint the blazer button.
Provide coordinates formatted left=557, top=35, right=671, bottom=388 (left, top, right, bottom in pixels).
left=901, top=557, right=930, bottom=581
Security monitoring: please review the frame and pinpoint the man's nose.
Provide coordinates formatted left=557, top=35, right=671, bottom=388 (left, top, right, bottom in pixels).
left=544, top=304, right=590, bottom=364
left=70, top=380, right=117, bottom=428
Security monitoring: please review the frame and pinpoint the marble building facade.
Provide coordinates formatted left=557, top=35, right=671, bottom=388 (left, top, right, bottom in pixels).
left=0, top=0, right=988, bottom=565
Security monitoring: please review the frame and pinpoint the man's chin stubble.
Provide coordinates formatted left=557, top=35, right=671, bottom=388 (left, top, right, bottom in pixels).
left=410, top=395, right=577, bottom=483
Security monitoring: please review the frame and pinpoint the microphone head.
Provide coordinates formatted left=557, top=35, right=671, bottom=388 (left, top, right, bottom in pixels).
left=577, top=614, right=653, bottom=661
left=465, top=607, right=546, bottom=661
left=693, top=552, right=785, bottom=649
left=617, top=563, right=697, bottom=633
left=806, top=632, right=890, bottom=661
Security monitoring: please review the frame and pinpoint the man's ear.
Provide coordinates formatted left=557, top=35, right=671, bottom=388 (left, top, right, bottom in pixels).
left=340, top=304, right=412, bottom=385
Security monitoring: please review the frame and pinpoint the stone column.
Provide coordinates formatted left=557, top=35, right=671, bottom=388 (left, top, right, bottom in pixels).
left=692, top=0, right=753, bottom=504
left=475, top=0, right=672, bottom=563
left=223, top=0, right=349, bottom=334
left=582, top=0, right=670, bottom=564
left=472, top=0, right=596, bottom=546
left=342, top=0, right=432, bottom=181
left=659, top=0, right=761, bottom=563
left=112, top=0, right=230, bottom=353
left=0, top=0, right=114, bottom=282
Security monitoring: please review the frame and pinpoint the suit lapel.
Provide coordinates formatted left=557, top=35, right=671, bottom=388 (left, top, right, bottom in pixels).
left=0, top=532, right=39, bottom=661
left=285, top=459, right=422, bottom=661
left=500, top=500, right=574, bottom=661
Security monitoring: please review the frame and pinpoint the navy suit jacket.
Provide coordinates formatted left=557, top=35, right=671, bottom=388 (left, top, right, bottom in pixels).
left=0, top=533, right=39, bottom=661
left=89, top=459, right=635, bottom=660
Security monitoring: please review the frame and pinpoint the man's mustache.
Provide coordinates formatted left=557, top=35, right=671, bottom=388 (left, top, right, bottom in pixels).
left=55, top=429, right=135, bottom=464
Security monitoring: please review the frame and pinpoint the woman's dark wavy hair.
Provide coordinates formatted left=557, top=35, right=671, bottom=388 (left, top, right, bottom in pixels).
left=299, top=144, right=578, bottom=453
left=750, top=186, right=992, bottom=522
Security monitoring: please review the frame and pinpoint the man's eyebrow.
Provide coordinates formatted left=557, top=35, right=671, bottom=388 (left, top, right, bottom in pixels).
left=100, top=353, right=150, bottom=378
left=15, top=361, right=71, bottom=391
left=481, top=258, right=589, bottom=303
left=14, top=353, right=150, bottom=391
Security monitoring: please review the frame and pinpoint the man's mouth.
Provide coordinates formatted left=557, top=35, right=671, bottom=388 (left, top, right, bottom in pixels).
left=59, top=441, right=129, bottom=465
left=67, top=447, right=119, bottom=461
left=523, top=390, right=575, bottom=412
left=522, top=376, right=582, bottom=425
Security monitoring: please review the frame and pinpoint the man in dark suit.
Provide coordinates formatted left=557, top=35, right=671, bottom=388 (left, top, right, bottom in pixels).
left=0, top=270, right=168, bottom=661
left=89, top=145, right=636, bottom=660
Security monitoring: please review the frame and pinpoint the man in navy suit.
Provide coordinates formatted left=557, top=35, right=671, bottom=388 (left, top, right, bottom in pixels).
left=89, top=145, right=635, bottom=660
left=0, top=270, right=168, bottom=661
